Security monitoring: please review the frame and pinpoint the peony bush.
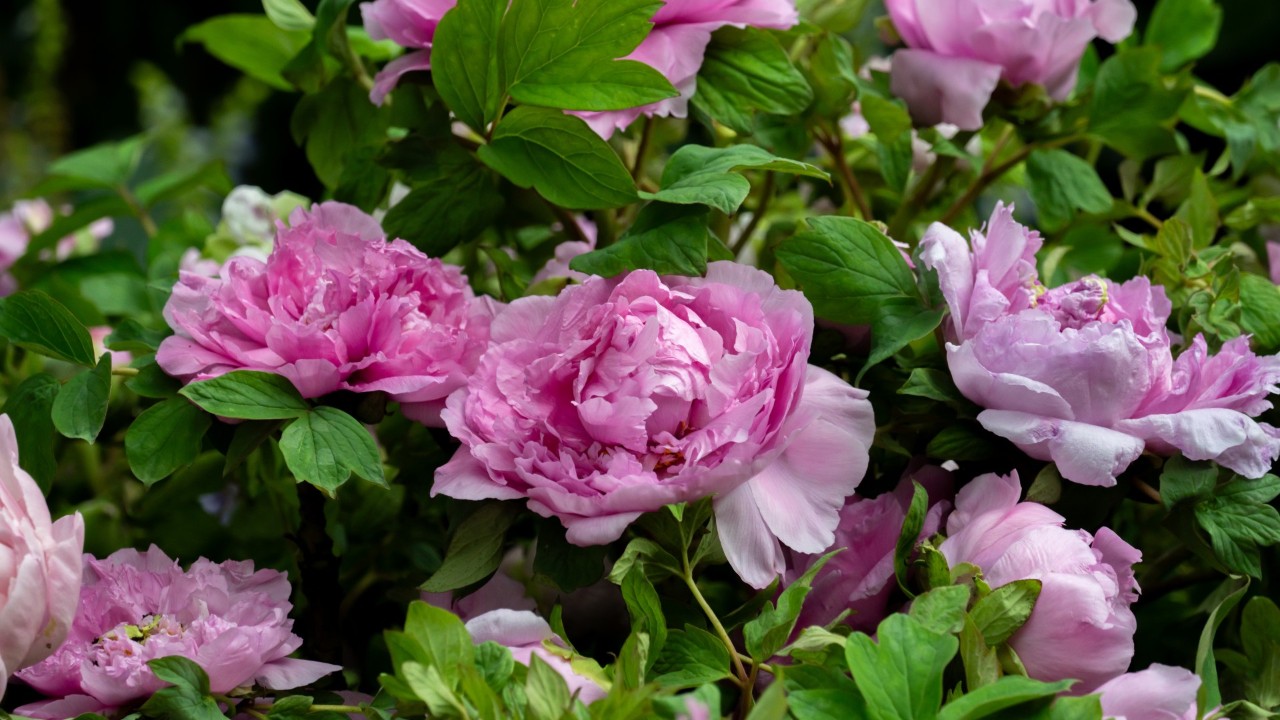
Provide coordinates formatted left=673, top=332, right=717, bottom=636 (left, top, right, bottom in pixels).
left=1, top=0, right=1278, bottom=718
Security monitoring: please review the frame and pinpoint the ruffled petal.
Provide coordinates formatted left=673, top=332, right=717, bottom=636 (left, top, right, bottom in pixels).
left=890, top=49, right=1002, bottom=130
left=977, top=410, right=1145, bottom=486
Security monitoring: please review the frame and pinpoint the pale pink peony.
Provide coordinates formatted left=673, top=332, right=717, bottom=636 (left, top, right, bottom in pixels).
left=434, top=262, right=875, bottom=588
left=0, top=415, right=84, bottom=702
left=574, top=0, right=799, bottom=137
left=156, top=201, right=496, bottom=426
left=15, top=547, right=338, bottom=718
left=464, top=609, right=607, bottom=705
left=1093, top=664, right=1202, bottom=720
left=885, top=0, right=1137, bottom=129
left=360, top=0, right=456, bottom=104
left=0, top=200, right=113, bottom=295
left=783, top=465, right=951, bottom=633
left=921, top=203, right=1280, bottom=487
left=941, top=472, right=1141, bottom=693
left=1268, top=240, right=1280, bottom=285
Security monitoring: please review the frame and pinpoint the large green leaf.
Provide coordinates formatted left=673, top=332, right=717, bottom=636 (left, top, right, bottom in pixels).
left=431, top=0, right=506, bottom=132
left=125, top=398, right=212, bottom=486
left=280, top=406, right=386, bottom=493
left=420, top=502, right=521, bottom=592
left=0, top=290, right=97, bottom=367
left=844, top=614, right=958, bottom=720
left=478, top=106, right=637, bottom=209
left=1146, top=0, right=1223, bottom=71
left=382, top=141, right=504, bottom=256
left=1025, top=149, right=1114, bottom=228
left=1089, top=48, right=1191, bottom=159
left=570, top=203, right=709, bottom=277
left=690, top=27, right=813, bottom=134
left=1, top=375, right=60, bottom=491
left=182, top=15, right=310, bottom=91
left=52, top=356, right=113, bottom=443
left=179, top=370, right=311, bottom=420
left=640, top=144, right=828, bottom=214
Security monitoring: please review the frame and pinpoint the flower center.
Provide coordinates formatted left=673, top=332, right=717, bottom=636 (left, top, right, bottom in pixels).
left=1038, top=277, right=1109, bottom=329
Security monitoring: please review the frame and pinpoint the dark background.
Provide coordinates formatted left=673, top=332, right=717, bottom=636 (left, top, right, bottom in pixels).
left=1, top=0, right=1276, bottom=205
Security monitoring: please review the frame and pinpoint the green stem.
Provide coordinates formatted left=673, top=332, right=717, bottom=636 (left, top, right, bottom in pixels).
left=117, top=186, right=157, bottom=238
left=937, top=134, right=1085, bottom=227
left=819, top=128, right=872, bottom=220
left=731, top=172, right=775, bottom=257
left=111, top=366, right=139, bottom=377
left=681, top=546, right=751, bottom=700
left=887, top=155, right=953, bottom=242
left=631, top=116, right=654, bottom=181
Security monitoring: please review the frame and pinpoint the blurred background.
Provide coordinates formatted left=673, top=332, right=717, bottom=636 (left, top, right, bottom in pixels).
left=1, top=0, right=1277, bottom=206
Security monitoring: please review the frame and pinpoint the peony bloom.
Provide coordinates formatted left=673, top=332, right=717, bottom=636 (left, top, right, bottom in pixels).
left=157, top=201, right=496, bottom=426
left=1093, top=664, right=1202, bottom=720
left=15, top=547, right=338, bottom=718
left=464, top=609, right=607, bottom=705
left=434, top=262, right=875, bottom=588
left=360, top=0, right=455, bottom=104
left=941, top=472, right=1141, bottom=693
left=574, top=0, right=799, bottom=137
left=0, top=415, right=84, bottom=702
left=1268, top=239, right=1280, bottom=285
left=529, top=218, right=599, bottom=288
left=0, top=200, right=113, bottom=296
left=921, top=203, right=1280, bottom=487
left=885, top=0, right=1137, bottom=129
left=783, top=465, right=951, bottom=633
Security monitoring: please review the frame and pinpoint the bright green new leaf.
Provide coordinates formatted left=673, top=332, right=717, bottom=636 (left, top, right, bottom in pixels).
left=499, top=0, right=677, bottom=111
left=431, top=0, right=506, bottom=131
left=0, top=290, right=97, bottom=367
left=1146, top=0, right=1223, bottom=71
left=1195, top=576, right=1250, bottom=714
left=653, top=627, right=733, bottom=689
left=179, top=370, right=310, bottom=420
left=420, top=502, right=521, bottom=592
left=526, top=654, right=574, bottom=720
left=690, top=27, right=813, bottom=134
left=898, top=368, right=968, bottom=408
left=1089, top=48, right=1191, bottom=159
left=1026, top=149, right=1114, bottom=228
left=1240, top=274, right=1280, bottom=354
left=639, top=144, right=828, bottom=214
left=401, top=600, right=476, bottom=674
left=125, top=398, right=212, bottom=486
left=280, top=406, right=386, bottom=493
left=969, top=579, right=1042, bottom=647
left=42, top=135, right=145, bottom=191
left=263, top=0, right=316, bottom=31
left=182, top=15, right=310, bottom=91
left=744, top=551, right=839, bottom=661
left=52, top=356, right=112, bottom=443
left=845, top=614, right=959, bottom=720
left=621, top=569, right=667, bottom=671
left=893, top=481, right=929, bottom=596
left=936, top=676, right=1075, bottom=720
left=478, top=106, right=637, bottom=209
left=1194, top=475, right=1280, bottom=578
left=141, top=657, right=224, bottom=720
left=910, top=585, right=970, bottom=636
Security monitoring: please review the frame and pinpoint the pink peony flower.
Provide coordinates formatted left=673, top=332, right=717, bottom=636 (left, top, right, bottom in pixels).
left=434, top=262, right=875, bottom=588
left=921, top=203, right=1280, bottom=487
left=0, top=415, right=84, bottom=702
left=90, top=327, right=133, bottom=369
left=885, top=0, right=1137, bottom=129
left=15, top=547, right=338, bottom=718
left=0, top=200, right=113, bottom=296
left=464, top=609, right=607, bottom=705
left=783, top=465, right=952, bottom=633
left=1093, top=664, right=1202, bottom=720
left=940, top=472, right=1141, bottom=693
left=574, top=0, right=799, bottom=137
left=360, top=0, right=456, bottom=104
left=157, top=201, right=496, bottom=426
left=1268, top=239, right=1280, bottom=285
left=529, top=218, right=599, bottom=288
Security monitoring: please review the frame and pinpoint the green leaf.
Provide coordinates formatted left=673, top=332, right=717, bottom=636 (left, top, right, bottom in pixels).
left=865, top=301, right=945, bottom=375
left=910, top=585, right=970, bottom=636
left=1025, top=149, right=1114, bottom=229
left=744, top=551, right=838, bottom=661
left=1194, top=475, right=1280, bottom=578
left=280, top=406, right=386, bottom=493
left=898, top=368, right=967, bottom=408
left=0, top=290, right=97, bottom=366
left=291, top=77, right=389, bottom=188
left=894, top=481, right=929, bottom=596
left=52, top=356, right=112, bottom=443
left=1237, top=597, right=1280, bottom=708
left=381, top=142, right=503, bottom=256
left=808, top=33, right=859, bottom=119
left=1146, top=0, right=1223, bottom=71
left=263, top=0, right=316, bottom=31
left=182, top=15, right=310, bottom=91
left=478, top=106, right=637, bottom=209
left=1159, top=455, right=1217, bottom=509
left=533, top=527, right=608, bottom=592
left=844, top=614, right=958, bottom=720
left=141, top=657, right=225, bottom=720
left=1239, top=274, right=1280, bottom=354
left=525, top=654, right=573, bottom=720
left=690, top=27, right=813, bottom=134
left=569, top=203, right=709, bottom=278
left=639, top=144, right=828, bottom=214
left=1196, top=576, right=1250, bottom=715
left=960, top=614, right=1001, bottom=691
left=43, top=135, right=145, bottom=190
left=970, top=579, right=1042, bottom=647
left=499, top=0, right=677, bottom=111
left=790, top=688, right=868, bottom=720
left=127, top=360, right=182, bottom=399
left=621, top=568, right=667, bottom=673
left=420, top=502, right=521, bottom=592
left=125, top=398, right=212, bottom=486
left=179, top=370, right=310, bottom=420
left=927, top=424, right=1004, bottom=463
left=135, top=161, right=233, bottom=209
left=403, top=601, right=477, bottom=673
left=937, top=676, right=1075, bottom=720
left=1089, top=48, right=1191, bottom=159
left=431, top=0, right=506, bottom=131
left=265, top=695, right=314, bottom=720
left=653, top=626, right=733, bottom=689
left=1, top=374, right=60, bottom=491
left=24, top=196, right=132, bottom=258
left=776, top=216, right=919, bottom=324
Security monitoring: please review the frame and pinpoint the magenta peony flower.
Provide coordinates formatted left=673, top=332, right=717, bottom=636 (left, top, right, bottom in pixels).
left=360, top=0, right=456, bottom=104
left=15, top=547, right=338, bottom=718
left=434, top=262, right=875, bottom=588
left=941, top=472, right=1141, bottom=693
left=921, top=203, right=1280, bottom=487
left=157, top=201, right=496, bottom=426
left=783, top=465, right=952, bottom=633
left=464, top=609, right=607, bottom=704
left=1093, top=664, right=1202, bottom=720
left=574, top=0, right=799, bottom=137
left=885, top=0, right=1137, bottom=129
left=0, top=415, right=84, bottom=702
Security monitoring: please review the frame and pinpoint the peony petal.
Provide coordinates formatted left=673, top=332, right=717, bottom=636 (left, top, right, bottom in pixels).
left=1116, top=409, right=1280, bottom=479
left=256, top=658, right=343, bottom=691
left=1095, top=664, right=1200, bottom=720
left=369, top=50, right=433, bottom=105
left=977, top=410, right=1145, bottom=487
left=714, top=482, right=786, bottom=589
left=890, top=49, right=1002, bottom=130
